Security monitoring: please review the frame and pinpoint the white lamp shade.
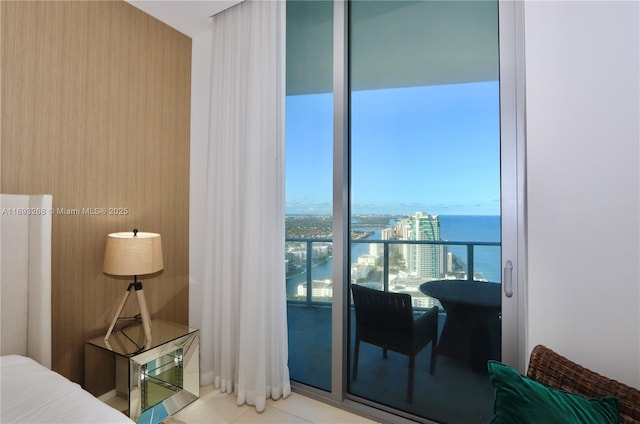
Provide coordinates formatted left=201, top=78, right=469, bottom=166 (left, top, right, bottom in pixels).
left=103, top=231, right=163, bottom=276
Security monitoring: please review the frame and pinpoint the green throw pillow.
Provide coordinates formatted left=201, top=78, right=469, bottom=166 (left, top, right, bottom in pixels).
left=487, top=360, right=619, bottom=424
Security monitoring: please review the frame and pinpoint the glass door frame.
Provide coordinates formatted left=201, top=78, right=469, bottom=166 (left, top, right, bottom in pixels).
left=496, top=0, right=527, bottom=372
left=291, top=1, right=528, bottom=421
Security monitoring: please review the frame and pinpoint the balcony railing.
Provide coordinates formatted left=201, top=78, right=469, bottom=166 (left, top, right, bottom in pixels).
left=286, top=237, right=501, bottom=306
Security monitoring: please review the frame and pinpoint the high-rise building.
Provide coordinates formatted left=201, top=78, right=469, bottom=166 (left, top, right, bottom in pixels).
left=408, top=212, right=444, bottom=279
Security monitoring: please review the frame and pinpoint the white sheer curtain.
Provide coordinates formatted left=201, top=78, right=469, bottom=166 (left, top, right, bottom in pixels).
left=200, top=0, right=290, bottom=412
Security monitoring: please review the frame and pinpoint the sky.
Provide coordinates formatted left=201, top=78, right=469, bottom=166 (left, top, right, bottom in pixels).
left=285, top=80, right=501, bottom=216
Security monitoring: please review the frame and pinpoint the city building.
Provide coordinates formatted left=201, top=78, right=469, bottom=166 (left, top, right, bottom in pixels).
left=408, top=212, right=445, bottom=279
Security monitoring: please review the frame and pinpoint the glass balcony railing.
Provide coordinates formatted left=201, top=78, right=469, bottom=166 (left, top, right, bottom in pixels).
left=285, top=237, right=501, bottom=306
left=286, top=238, right=333, bottom=304
left=286, top=236, right=502, bottom=396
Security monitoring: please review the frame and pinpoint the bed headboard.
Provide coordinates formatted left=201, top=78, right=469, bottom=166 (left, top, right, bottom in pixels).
left=0, top=194, right=52, bottom=368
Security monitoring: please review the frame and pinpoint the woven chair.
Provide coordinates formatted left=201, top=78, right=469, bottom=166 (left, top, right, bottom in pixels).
left=351, top=284, right=438, bottom=403
left=527, top=344, right=640, bottom=424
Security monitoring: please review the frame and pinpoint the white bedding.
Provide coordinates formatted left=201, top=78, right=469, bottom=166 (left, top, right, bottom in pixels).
left=0, top=355, right=135, bottom=424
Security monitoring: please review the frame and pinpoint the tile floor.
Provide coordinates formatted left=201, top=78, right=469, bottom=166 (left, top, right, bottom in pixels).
left=173, top=386, right=379, bottom=424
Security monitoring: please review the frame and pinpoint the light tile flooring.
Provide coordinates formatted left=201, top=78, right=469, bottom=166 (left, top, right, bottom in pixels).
left=173, top=386, right=379, bottom=424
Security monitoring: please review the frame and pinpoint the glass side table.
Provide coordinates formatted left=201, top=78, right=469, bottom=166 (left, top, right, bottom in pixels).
left=85, top=320, right=199, bottom=422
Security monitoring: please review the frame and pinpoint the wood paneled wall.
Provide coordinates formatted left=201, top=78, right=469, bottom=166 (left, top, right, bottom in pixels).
left=1, top=1, right=191, bottom=384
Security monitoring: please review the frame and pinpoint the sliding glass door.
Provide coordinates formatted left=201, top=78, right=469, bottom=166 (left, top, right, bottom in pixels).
left=347, top=2, right=501, bottom=421
left=286, top=1, right=524, bottom=422
left=285, top=0, right=334, bottom=392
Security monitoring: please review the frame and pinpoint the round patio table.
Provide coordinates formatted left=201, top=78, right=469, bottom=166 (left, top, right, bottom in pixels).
left=420, top=279, right=501, bottom=372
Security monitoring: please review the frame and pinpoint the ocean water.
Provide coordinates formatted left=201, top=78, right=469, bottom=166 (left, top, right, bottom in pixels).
left=286, top=215, right=502, bottom=295
left=439, top=215, right=501, bottom=283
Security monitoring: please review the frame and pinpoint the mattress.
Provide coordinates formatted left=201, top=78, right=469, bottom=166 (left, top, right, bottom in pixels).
left=0, top=355, right=135, bottom=424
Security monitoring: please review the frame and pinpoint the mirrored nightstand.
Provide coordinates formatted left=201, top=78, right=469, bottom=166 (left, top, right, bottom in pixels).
left=85, top=320, right=199, bottom=422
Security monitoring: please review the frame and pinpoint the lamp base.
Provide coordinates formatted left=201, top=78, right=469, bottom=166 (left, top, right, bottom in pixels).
left=105, top=280, right=152, bottom=346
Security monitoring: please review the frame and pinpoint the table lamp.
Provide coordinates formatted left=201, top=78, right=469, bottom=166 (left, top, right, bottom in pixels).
left=103, top=229, right=163, bottom=344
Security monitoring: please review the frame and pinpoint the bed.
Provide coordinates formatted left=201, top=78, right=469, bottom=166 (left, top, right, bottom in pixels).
left=1, top=193, right=135, bottom=424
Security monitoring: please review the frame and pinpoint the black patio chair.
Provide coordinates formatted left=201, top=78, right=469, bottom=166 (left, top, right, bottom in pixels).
left=351, top=284, right=438, bottom=403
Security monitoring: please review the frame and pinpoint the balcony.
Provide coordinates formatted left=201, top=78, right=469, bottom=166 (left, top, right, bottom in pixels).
left=286, top=237, right=501, bottom=423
